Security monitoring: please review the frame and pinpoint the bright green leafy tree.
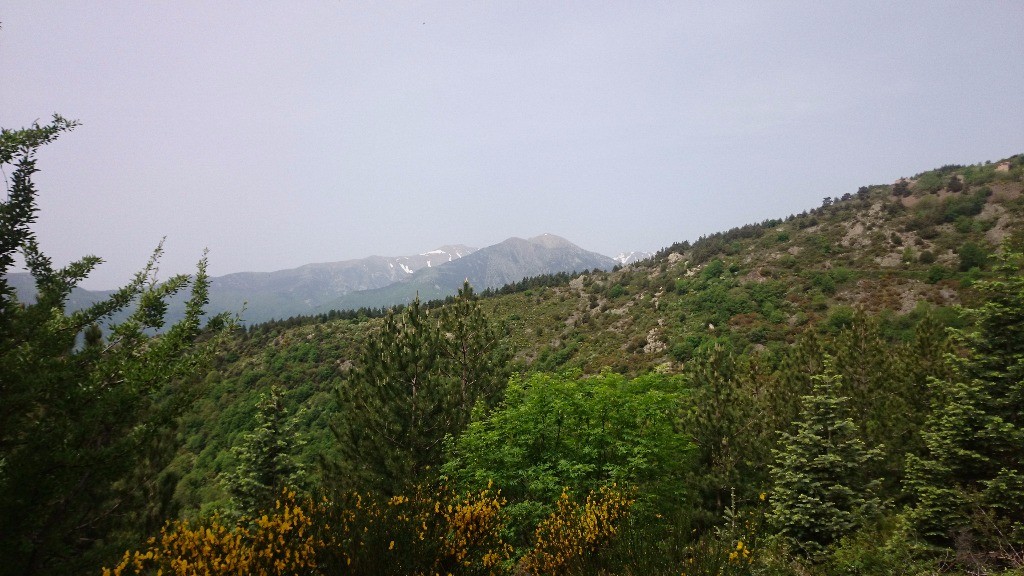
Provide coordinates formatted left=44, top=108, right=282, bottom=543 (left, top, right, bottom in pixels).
left=0, top=117, right=227, bottom=574
left=442, top=370, right=694, bottom=543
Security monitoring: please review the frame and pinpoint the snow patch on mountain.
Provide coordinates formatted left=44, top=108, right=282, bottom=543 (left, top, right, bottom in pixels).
left=614, top=251, right=653, bottom=266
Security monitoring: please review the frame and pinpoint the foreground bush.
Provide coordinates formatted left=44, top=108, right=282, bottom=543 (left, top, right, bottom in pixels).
left=103, top=485, right=637, bottom=576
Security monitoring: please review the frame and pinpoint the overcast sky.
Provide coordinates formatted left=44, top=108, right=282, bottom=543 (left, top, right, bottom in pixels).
left=3, top=2, right=1023, bottom=289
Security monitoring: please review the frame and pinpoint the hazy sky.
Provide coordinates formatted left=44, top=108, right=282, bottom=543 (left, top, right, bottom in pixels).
left=3, top=2, right=1023, bottom=288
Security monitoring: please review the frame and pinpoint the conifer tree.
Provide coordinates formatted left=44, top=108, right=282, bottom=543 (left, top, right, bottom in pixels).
left=223, top=386, right=306, bottom=515
left=829, top=313, right=945, bottom=493
left=768, top=360, right=882, bottom=557
left=327, top=283, right=511, bottom=493
left=685, top=344, right=774, bottom=521
left=906, top=247, right=1024, bottom=555
left=438, top=282, right=511, bottom=431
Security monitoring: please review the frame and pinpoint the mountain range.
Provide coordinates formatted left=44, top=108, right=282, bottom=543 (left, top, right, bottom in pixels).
left=323, top=234, right=616, bottom=311
left=205, top=245, right=477, bottom=321
left=7, top=234, right=619, bottom=325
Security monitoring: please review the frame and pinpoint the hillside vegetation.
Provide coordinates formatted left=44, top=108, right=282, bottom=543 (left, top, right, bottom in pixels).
left=154, top=154, right=1024, bottom=575
left=4, top=117, right=1024, bottom=575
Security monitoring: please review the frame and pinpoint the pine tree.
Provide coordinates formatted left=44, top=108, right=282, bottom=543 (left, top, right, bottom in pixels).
left=768, top=360, right=882, bottom=557
left=829, top=313, right=946, bottom=495
left=223, top=386, right=306, bottom=516
left=906, top=247, right=1024, bottom=556
left=685, top=344, right=775, bottom=523
left=437, top=282, right=511, bottom=432
left=327, top=284, right=511, bottom=493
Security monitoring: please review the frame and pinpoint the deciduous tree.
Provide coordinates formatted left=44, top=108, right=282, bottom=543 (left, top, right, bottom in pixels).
left=0, top=116, right=227, bottom=575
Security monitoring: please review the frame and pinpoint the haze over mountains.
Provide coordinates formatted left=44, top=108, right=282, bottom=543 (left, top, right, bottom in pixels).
left=7, top=234, right=619, bottom=325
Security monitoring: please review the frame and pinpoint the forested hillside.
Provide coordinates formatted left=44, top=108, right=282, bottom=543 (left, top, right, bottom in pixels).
left=4, top=118, right=1024, bottom=575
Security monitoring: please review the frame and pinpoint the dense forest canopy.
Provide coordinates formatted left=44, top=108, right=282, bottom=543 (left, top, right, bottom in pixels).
left=3, top=118, right=1024, bottom=575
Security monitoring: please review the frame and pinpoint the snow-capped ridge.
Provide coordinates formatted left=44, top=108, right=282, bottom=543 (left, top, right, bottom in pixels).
left=614, top=251, right=654, bottom=266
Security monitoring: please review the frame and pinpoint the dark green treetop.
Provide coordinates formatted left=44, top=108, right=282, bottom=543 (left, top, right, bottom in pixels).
left=222, top=385, right=307, bottom=516
left=326, top=282, right=512, bottom=494
left=907, top=246, right=1024, bottom=560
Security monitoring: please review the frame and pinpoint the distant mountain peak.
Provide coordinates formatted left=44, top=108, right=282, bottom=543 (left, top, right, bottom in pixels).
left=323, top=234, right=617, bottom=311
left=527, top=233, right=575, bottom=249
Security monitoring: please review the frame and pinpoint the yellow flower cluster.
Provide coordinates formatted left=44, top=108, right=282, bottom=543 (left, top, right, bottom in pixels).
left=520, top=486, right=633, bottom=576
left=328, top=484, right=511, bottom=575
left=103, top=490, right=322, bottom=576
left=106, top=485, right=517, bottom=575
left=104, top=484, right=636, bottom=576
left=439, top=487, right=513, bottom=571
left=727, top=540, right=752, bottom=564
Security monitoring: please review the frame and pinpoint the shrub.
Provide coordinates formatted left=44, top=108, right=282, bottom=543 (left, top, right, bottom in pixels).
left=702, top=259, right=726, bottom=280
left=106, top=487, right=514, bottom=576
left=957, top=241, right=989, bottom=271
left=914, top=172, right=944, bottom=194
left=519, top=487, right=633, bottom=575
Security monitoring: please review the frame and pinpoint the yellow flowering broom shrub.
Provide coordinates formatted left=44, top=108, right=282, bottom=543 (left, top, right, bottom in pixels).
left=437, top=486, right=514, bottom=574
left=520, top=486, right=634, bottom=575
left=105, top=486, right=512, bottom=576
left=103, top=490, right=323, bottom=576
left=319, top=485, right=511, bottom=575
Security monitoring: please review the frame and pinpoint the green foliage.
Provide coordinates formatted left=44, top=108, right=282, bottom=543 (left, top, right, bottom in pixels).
left=905, top=189, right=988, bottom=234
left=823, top=306, right=856, bottom=332
left=768, top=361, right=883, bottom=558
left=682, top=345, right=782, bottom=527
left=828, top=313, right=946, bottom=496
left=702, top=259, right=726, bottom=279
left=222, top=385, right=307, bottom=516
left=926, top=264, right=951, bottom=283
left=914, top=172, right=944, bottom=194
left=0, top=117, right=227, bottom=574
left=442, top=370, right=694, bottom=543
left=825, top=514, right=933, bottom=576
left=907, top=247, right=1024, bottom=560
left=943, top=189, right=987, bottom=222
left=957, top=240, right=989, bottom=271
left=327, top=283, right=512, bottom=493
